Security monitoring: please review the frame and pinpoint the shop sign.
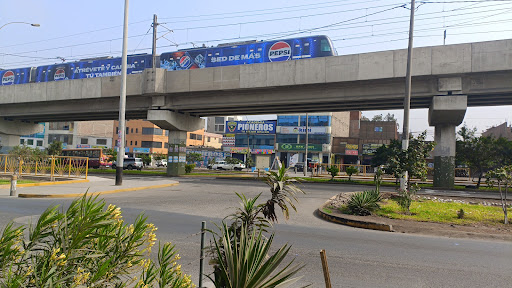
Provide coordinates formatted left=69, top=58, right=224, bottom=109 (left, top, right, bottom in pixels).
left=345, top=149, right=358, bottom=155
left=222, top=136, right=235, bottom=146
left=225, top=120, right=276, bottom=134
left=76, top=144, right=91, bottom=149
left=252, top=149, right=274, bottom=154
left=279, top=126, right=327, bottom=134
left=362, top=144, right=384, bottom=155
left=346, top=144, right=358, bottom=150
left=277, top=143, right=322, bottom=152
left=133, top=148, right=151, bottom=153
left=230, top=147, right=249, bottom=154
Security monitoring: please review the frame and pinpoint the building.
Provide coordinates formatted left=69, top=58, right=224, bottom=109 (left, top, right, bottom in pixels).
left=482, top=122, right=512, bottom=141
left=113, top=120, right=206, bottom=155
left=113, top=120, right=169, bottom=155
left=203, top=132, right=223, bottom=149
left=206, top=116, right=242, bottom=134
left=43, top=121, right=114, bottom=150
left=332, top=112, right=398, bottom=165
left=275, top=112, right=350, bottom=167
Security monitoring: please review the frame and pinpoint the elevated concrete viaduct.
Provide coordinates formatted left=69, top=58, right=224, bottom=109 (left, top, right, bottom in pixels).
left=1, top=38, right=511, bottom=183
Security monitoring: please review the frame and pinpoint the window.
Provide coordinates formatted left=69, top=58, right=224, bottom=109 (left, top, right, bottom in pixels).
left=81, top=138, right=88, bottom=144
left=321, top=39, right=331, bottom=52
left=27, top=139, right=34, bottom=145
left=20, top=139, right=24, bottom=145
left=215, top=117, right=224, bottom=124
left=135, top=141, right=138, bottom=146
left=277, top=115, right=299, bottom=126
left=96, top=139, right=107, bottom=145
left=141, top=141, right=162, bottom=148
left=142, top=128, right=163, bottom=135
left=48, top=134, right=73, bottom=145
left=190, top=134, right=197, bottom=140
left=197, top=135, right=202, bottom=141
left=164, top=143, right=169, bottom=148
left=207, top=137, right=211, bottom=142
left=136, top=128, right=138, bottom=133
left=131, top=128, right=133, bottom=133
left=37, top=140, right=43, bottom=147
left=130, top=141, right=133, bottom=145
left=216, top=125, right=224, bottom=133
left=165, top=130, right=169, bottom=136
left=126, top=127, right=129, bottom=134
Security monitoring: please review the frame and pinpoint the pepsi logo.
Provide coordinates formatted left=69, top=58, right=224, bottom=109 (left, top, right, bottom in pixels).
left=268, top=41, right=291, bottom=62
left=179, top=55, right=191, bottom=68
left=54, top=68, right=66, bottom=81
left=1, top=71, right=15, bottom=85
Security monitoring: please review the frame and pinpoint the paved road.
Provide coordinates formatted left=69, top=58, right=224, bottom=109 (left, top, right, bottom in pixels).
left=0, top=176, right=510, bottom=287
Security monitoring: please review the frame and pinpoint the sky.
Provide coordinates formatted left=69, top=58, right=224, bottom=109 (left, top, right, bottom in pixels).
left=1, top=0, right=511, bottom=139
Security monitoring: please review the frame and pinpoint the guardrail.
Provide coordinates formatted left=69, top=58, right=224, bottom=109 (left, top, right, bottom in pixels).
left=0, top=154, right=88, bottom=180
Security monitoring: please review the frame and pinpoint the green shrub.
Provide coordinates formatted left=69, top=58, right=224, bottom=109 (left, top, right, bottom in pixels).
left=347, top=190, right=382, bottom=216
left=326, top=165, right=340, bottom=180
left=345, top=166, right=359, bottom=181
left=185, top=164, right=195, bottom=174
left=394, top=184, right=419, bottom=213
left=457, top=208, right=465, bottom=219
left=0, top=195, right=194, bottom=287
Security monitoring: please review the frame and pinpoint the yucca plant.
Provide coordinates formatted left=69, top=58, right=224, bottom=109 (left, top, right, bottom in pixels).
left=347, top=190, right=382, bottom=216
left=0, top=194, right=194, bottom=288
left=209, top=223, right=304, bottom=288
left=227, top=193, right=271, bottom=235
left=262, top=163, right=305, bottom=223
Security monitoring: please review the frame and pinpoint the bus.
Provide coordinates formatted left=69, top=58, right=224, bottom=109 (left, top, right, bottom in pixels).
left=61, top=148, right=112, bottom=169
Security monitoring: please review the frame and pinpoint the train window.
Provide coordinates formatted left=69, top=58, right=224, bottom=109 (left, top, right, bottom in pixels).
left=303, top=42, right=310, bottom=55
left=321, top=39, right=331, bottom=52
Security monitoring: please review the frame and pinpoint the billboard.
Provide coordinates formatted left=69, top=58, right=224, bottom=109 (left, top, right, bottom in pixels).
left=277, top=143, right=322, bottom=152
left=279, top=126, right=327, bottom=134
left=225, top=120, right=276, bottom=134
left=362, top=144, right=384, bottom=155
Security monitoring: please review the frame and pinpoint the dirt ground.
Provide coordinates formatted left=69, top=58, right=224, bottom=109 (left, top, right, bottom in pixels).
left=325, top=192, right=512, bottom=242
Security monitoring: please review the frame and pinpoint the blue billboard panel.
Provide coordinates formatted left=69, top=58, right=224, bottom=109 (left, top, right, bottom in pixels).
left=35, top=54, right=152, bottom=82
left=0, top=67, right=31, bottom=85
left=225, top=120, right=276, bottom=134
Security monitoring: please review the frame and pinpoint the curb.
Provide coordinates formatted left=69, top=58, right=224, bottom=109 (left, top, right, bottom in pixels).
left=18, top=182, right=179, bottom=198
left=317, top=198, right=393, bottom=232
left=0, top=179, right=89, bottom=189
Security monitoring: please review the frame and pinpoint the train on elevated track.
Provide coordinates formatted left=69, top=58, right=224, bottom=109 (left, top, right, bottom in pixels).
left=1, top=35, right=336, bottom=86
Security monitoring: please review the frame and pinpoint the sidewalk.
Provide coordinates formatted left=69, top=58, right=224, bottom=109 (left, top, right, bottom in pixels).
left=0, top=176, right=179, bottom=198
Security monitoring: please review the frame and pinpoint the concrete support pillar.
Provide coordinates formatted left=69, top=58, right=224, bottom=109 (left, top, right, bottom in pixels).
left=428, top=95, right=467, bottom=188
left=0, top=134, right=21, bottom=153
left=167, top=131, right=187, bottom=177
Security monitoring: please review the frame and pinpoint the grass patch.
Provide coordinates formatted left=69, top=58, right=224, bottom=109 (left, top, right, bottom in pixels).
left=375, top=199, right=509, bottom=226
left=0, top=179, right=37, bottom=185
left=322, top=207, right=333, bottom=214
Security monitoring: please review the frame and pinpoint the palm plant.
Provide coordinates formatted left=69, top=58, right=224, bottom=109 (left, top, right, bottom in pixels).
left=209, top=223, right=304, bottom=288
left=347, top=190, right=382, bottom=216
left=262, top=164, right=305, bottom=222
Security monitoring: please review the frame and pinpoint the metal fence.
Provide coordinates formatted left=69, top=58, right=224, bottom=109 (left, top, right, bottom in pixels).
left=0, top=155, right=89, bottom=179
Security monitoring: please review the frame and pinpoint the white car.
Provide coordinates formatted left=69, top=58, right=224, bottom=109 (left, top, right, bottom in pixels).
left=211, top=161, right=246, bottom=171
left=156, top=159, right=167, bottom=167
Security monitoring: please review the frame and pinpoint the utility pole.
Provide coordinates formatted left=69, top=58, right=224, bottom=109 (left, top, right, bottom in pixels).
left=304, top=113, right=309, bottom=177
left=116, top=0, right=129, bottom=186
left=152, top=14, right=158, bottom=69
left=401, top=0, right=415, bottom=191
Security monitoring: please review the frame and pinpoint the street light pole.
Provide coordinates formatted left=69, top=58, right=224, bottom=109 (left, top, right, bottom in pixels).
left=0, top=22, right=40, bottom=31
left=401, top=0, right=415, bottom=191
left=304, top=113, right=309, bottom=177
left=116, top=0, right=129, bottom=186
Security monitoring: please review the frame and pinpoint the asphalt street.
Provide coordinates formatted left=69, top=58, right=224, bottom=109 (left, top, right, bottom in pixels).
left=0, top=176, right=510, bottom=287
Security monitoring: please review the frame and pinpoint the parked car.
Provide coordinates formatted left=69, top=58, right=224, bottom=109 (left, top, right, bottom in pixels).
left=293, top=162, right=311, bottom=172
left=211, top=161, right=246, bottom=171
left=112, top=157, right=143, bottom=170
left=156, top=159, right=167, bottom=167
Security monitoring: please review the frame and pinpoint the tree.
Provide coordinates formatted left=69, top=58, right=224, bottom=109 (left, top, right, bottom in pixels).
left=186, top=152, right=203, bottom=163
left=139, top=153, right=151, bottom=166
left=103, top=148, right=117, bottom=162
left=326, top=165, right=339, bottom=180
left=371, top=114, right=383, bottom=121
left=486, top=166, right=511, bottom=224
left=361, top=115, right=370, bottom=121
left=384, top=113, right=397, bottom=122
left=47, top=141, right=63, bottom=156
left=345, top=166, right=359, bottom=181
left=224, top=156, right=242, bottom=164
left=387, top=132, right=435, bottom=212
left=456, top=128, right=498, bottom=188
left=153, top=152, right=165, bottom=161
